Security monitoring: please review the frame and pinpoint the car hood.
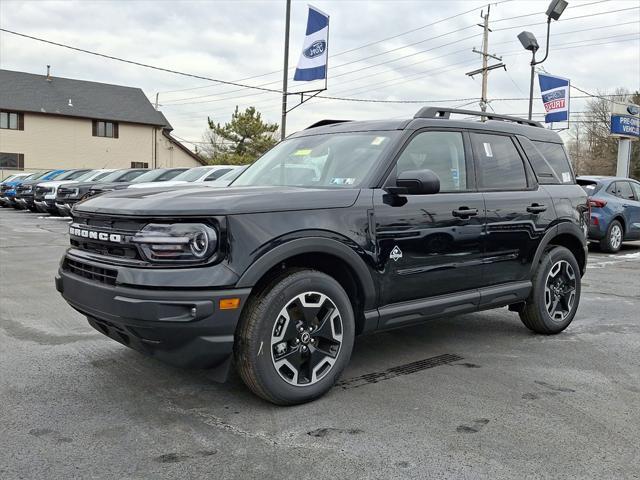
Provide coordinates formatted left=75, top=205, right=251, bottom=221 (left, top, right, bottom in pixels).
left=36, top=180, right=79, bottom=188
left=74, top=185, right=361, bottom=216
left=90, top=182, right=132, bottom=191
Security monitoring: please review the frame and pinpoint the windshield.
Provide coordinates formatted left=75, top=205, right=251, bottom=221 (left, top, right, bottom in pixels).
left=73, top=170, right=100, bottom=182
left=172, top=167, right=214, bottom=182
left=57, top=170, right=90, bottom=181
left=130, top=169, right=166, bottom=183
left=28, top=171, right=51, bottom=180
left=577, top=179, right=600, bottom=195
left=232, top=132, right=399, bottom=188
left=46, top=171, right=69, bottom=180
left=217, top=166, right=247, bottom=182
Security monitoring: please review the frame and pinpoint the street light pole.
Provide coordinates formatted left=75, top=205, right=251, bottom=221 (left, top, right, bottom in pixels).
left=281, top=0, right=291, bottom=141
left=519, top=0, right=568, bottom=120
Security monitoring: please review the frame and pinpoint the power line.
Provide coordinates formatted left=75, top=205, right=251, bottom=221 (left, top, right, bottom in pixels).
left=0, top=28, right=284, bottom=94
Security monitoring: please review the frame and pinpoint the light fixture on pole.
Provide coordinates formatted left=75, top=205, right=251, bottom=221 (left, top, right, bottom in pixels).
left=518, top=0, right=568, bottom=120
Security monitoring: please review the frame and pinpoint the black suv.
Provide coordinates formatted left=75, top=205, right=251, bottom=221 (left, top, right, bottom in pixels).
left=56, top=108, right=588, bottom=405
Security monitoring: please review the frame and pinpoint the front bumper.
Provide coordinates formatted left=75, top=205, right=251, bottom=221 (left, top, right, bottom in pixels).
left=56, top=254, right=251, bottom=370
left=55, top=199, right=77, bottom=216
left=35, top=199, right=58, bottom=214
left=15, top=194, right=35, bottom=209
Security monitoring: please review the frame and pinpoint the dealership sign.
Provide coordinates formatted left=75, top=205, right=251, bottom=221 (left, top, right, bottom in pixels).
left=610, top=103, right=640, bottom=139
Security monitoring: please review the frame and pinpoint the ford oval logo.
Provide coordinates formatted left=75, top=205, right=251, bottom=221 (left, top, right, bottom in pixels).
left=627, top=104, right=639, bottom=116
left=303, top=40, right=326, bottom=59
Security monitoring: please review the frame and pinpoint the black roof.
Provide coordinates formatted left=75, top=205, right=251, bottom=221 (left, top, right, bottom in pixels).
left=0, top=69, right=168, bottom=126
left=295, top=110, right=562, bottom=144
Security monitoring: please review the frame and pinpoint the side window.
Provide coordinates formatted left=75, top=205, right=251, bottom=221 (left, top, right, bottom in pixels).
left=531, top=141, right=574, bottom=184
left=616, top=181, right=635, bottom=200
left=395, top=131, right=467, bottom=192
left=471, top=133, right=527, bottom=190
left=631, top=182, right=640, bottom=201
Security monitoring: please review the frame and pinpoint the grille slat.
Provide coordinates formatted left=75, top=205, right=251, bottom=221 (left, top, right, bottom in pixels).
left=64, top=258, right=117, bottom=286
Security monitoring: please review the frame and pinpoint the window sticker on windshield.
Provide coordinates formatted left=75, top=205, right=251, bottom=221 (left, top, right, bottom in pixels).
left=293, top=149, right=312, bottom=156
left=483, top=142, right=493, bottom=157
left=330, top=177, right=355, bottom=185
left=371, top=136, right=386, bottom=146
left=562, top=172, right=571, bottom=183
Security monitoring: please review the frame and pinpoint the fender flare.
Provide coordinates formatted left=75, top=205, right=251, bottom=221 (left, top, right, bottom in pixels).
left=530, top=222, right=587, bottom=275
left=236, top=237, right=377, bottom=310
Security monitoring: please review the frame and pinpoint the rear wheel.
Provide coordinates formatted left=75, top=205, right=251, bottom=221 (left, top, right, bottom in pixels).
left=520, top=246, right=581, bottom=334
left=234, top=269, right=355, bottom=405
left=600, top=220, right=623, bottom=253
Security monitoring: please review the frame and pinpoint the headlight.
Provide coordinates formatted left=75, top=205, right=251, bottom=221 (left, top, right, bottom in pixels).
left=132, top=223, right=218, bottom=263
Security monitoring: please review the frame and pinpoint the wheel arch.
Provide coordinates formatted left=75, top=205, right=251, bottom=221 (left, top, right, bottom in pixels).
left=236, top=237, right=378, bottom=333
left=532, top=223, right=587, bottom=277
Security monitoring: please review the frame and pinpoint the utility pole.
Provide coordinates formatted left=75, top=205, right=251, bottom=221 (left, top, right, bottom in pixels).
left=281, top=0, right=292, bottom=141
left=465, top=5, right=504, bottom=112
left=154, top=92, right=159, bottom=110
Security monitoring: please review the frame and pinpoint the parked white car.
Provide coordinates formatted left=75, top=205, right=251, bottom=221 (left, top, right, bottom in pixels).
left=33, top=169, right=115, bottom=215
left=128, top=165, right=239, bottom=189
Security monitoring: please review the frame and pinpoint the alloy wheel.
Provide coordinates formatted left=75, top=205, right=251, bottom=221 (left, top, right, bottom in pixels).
left=544, top=260, right=577, bottom=322
left=610, top=224, right=622, bottom=250
left=270, top=291, right=343, bottom=386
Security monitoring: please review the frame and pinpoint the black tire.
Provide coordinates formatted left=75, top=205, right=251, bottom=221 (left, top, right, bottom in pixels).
left=234, top=269, right=355, bottom=405
left=599, top=219, right=623, bottom=253
left=519, top=246, right=581, bottom=334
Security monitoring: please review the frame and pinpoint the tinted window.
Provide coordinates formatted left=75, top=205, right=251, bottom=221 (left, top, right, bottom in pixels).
left=519, top=137, right=558, bottom=184
left=531, top=141, right=574, bottom=184
left=204, top=168, right=232, bottom=181
left=157, top=169, right=187, bottom=181
left=615, top=181, right=635, bottom=200
left=577, top=179, right=600, bottom=195
left=117, top=170, right=146, bottom=182
left=471, top=133, right=527, bottom=190
left=395, top=131, right=467, bottom=191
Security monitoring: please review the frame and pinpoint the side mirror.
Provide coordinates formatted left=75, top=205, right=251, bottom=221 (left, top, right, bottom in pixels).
left=395, top=169, right=440, bottom=195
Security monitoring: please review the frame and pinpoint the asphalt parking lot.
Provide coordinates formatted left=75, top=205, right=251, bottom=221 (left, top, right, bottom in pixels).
left=1, top=207, right=639, bottom=480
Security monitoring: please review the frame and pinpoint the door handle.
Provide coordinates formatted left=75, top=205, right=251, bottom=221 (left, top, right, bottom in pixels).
left=527, top=203, right=547, bottom=214
left=452, top=207, right=479, bottom=218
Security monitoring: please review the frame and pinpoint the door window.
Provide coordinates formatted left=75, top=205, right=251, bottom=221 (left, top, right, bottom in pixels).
left=615, top=181, right=635, bottom=200
left=395, top=131, right=467, bottom=191
left=471, top=133, right=528, bottom=190
left=631, top=182, right=640, bottom=200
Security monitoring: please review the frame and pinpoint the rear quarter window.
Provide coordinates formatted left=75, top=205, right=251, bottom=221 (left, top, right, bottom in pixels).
left=531, top=141, right=575, bottom=184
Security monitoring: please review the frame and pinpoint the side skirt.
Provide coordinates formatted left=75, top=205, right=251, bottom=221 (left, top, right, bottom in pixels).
left=374, top=281, right=531, bottom=331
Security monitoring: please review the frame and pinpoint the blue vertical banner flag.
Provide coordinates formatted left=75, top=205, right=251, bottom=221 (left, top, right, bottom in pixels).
left=538, top=73, right=570, bottom=123
left=294, top=5, right=329, bottom=81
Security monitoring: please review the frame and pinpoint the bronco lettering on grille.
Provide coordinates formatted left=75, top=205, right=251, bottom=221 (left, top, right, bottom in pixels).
left=69, top=226, right=122, bottom=243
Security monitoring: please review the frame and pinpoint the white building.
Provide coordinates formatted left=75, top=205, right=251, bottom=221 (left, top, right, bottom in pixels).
left=0, top=69, right=203, bottom=177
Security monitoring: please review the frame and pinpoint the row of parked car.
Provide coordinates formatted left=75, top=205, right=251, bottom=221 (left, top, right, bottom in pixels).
left=0, top=164, right=244, bottom=216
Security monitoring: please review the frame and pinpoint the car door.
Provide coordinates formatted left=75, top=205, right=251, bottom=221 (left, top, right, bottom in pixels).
left=618, top=181, right=640, bottom=239
left=374, top=129, right=486, bottom=308
left=471, top=132, right=555, bottom=286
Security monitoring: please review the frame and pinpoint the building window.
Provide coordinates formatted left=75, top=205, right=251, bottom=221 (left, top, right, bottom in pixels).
left=131, top=162, right=149, bottom=168
left=0, top=152, right=25, bottom=170
left=0, top=111, right=24, bottom=130
left=92, top=120, right=119, bottom=138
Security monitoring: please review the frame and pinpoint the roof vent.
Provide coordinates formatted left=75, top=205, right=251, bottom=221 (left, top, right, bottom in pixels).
left=68, top=99, right=73, bottom=107
left=46, top=65, right=52, bottom=82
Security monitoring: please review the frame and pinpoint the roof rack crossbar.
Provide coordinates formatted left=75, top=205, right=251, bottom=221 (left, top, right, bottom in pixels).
left=414, top=107, right=542, bottom=127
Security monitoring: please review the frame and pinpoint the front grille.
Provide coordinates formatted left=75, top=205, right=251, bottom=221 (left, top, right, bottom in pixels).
left=69, top=214, right=145, bottom=261
left=58, top=187, right=76, bottom=196
left=64, top=258, right=117, bottom=286
left=34, top=186, right=52, bottom=200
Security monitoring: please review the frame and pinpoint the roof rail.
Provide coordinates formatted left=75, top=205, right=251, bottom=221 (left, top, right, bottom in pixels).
left=414, top=107, right=542, bottom=127
left=305, top=119, right=353, bottom=129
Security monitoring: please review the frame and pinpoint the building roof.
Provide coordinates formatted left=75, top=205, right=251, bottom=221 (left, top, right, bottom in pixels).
left=0, top=69, right=167, bottom=126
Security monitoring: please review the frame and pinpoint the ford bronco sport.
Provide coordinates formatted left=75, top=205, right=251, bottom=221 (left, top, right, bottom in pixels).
left=56, top=108, right=589, bottom=405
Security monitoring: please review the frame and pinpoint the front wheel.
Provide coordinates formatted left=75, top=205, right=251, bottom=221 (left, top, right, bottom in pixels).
left=234, top=269, right=355, bottom=405
left=520, top=246, right=581, bottom=334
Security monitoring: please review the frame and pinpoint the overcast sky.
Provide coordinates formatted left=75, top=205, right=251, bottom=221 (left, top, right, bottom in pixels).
left=1, top=0, right=638, bottom=148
